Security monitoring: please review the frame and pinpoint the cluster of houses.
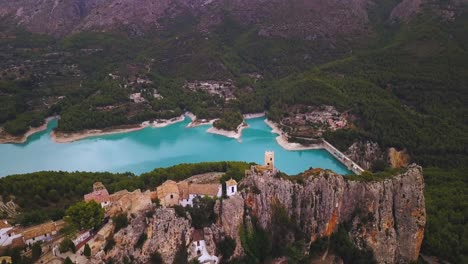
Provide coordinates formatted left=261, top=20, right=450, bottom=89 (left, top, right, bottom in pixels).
left=0, top=219, right=65, bottom=249
left=1, top=151, right=277, bottom=263
left=184, top=80, right=237, bottom=101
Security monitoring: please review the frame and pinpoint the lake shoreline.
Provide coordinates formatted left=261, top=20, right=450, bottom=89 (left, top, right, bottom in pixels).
left=51, top=115, right=186, bottom=143
left=264, top=119, right=323, bottom=151
left=0, top=116, right=58, bottom=144
left=206, top=122, right=249, bottom=140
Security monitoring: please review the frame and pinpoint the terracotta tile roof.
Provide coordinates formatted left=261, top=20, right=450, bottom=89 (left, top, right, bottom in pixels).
left=192, top=229, right=204, bottom=242
left=177, top=181, right=189, bottom=200
left=54, top=220, right=66, bottom=231
left=226, top=179, right=237, bottom=187
left=11, top=237, right=25, bottom=248
left=0, top=220, right=11, bottom=229
left=84, top=189, right=110, bottom=204
left=189, top=184, right=220, bottom=196
left=0, top=256, right=12, bottom=264
left=6, top=227, right=20, bottom=235
left=156, top=180, right=179, bottom=199
left=21, top=222, right=57, bottom=240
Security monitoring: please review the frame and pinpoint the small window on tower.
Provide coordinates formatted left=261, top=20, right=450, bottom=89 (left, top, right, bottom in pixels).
left=231, top=187, right=234, bottom=192
left=270, top=158, right=272, bottom=161
left=170, top=194, right=173, bottom=199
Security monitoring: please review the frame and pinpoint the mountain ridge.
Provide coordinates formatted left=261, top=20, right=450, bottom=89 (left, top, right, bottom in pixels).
left=0, top=0, right=418, bottom=39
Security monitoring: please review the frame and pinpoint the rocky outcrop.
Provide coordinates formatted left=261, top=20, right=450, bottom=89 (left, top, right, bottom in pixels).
left=101, top=165, right=425, bottom=263
left=106, top=189, right=153, bottom=217
left=240, top=164, right=426, bottom=263
left=345, top=141, right=385, bottom=170
left=388, top=148, right=410, bottom=169
left=0, top=199, right=19, bottom=218
left=0, top=0, right=373, bottom=39
left=216, top=195, right=245, bottom=257
left=105, top=208, right=191, bottom=264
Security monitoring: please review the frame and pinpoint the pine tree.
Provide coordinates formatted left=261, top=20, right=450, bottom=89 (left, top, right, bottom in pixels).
left=84, top=243, right=91, bottom=257
left=32, top=242, right=42, bottom=261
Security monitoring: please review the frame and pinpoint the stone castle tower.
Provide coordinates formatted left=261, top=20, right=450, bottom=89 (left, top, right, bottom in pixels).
left=93, top=182, right=106, bottom=192
left=264, top=151, right=275, bottom=169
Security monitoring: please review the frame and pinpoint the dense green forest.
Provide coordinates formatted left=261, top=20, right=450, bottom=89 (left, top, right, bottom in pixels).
left=213, top=110, right=244, bottom=131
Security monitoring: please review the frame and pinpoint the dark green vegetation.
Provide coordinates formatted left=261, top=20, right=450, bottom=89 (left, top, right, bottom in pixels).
left=65, top=200, right=104, bottom=230
left=0, top=161, right=249, bottom=225
left=172, top=241, right=189, bottom=264
left=309, top=224, right=375, bottom=264
left=31, top=242, right=42, bottom=262
left=217, top=237, right=236, bottom=263
left=59, top=237, right=76, bottom=253
left=112, top=213, right=129, bottom=233
left=237, top=202, right=374, bottom=264
left=422, top=167, right=468, bottom=263
left=0, top=171, right=141, bottom=226
left=84, top=244, right=91, bottom=258
left=213, top=110, right=244, bottom=131
left=174, top=196, right=217, bottom=229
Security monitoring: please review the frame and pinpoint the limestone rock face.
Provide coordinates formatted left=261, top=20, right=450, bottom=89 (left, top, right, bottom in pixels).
left=105, top=208, right=191, bottom=264
left=216, top=195, right=245, bottom=257
left=0, top=199, right=19, bottom=218
left=240, top=164, right=426, bottom=263
left=106, top=189, right=153, bottom=217
left=345, top=141, right=384, bottom=170
left=388, top=148, right=410, bottom=169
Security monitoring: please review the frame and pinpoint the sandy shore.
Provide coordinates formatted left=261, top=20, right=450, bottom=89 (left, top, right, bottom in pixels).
left=51, top=123, right=149, bottom=143
left=185, top=112, right=218, bottom=128
left=243, top=112, right=266, bottom=119
left=206, top=122, right=248, bottom=140
left=264, top=119, right=322, bottom=151
left=51, top=115, right=186, bottom=143
left=151, top=115, right=185, bottom=128
left=0, top=116, right=57, bottom=144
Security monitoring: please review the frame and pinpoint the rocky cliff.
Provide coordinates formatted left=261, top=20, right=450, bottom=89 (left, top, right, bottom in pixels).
left=0, top=0, right=445, bottom=38
left=102, top=165, right=425, bottom=263
left=239, top=164, right=426, bottom=263
left=345, top=141, right=385, bottom=170
left=105, top=208, right=192, bottom=264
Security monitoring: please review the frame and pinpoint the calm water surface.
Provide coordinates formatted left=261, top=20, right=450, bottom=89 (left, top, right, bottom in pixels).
left=0, top=117, right=351, bottom=177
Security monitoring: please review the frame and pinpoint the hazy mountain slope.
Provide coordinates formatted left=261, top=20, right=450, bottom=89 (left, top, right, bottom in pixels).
left=0, top=0, right=393, bottom=39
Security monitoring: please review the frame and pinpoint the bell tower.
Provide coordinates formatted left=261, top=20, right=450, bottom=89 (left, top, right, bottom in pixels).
left=264, top=151, right=275, bottom=169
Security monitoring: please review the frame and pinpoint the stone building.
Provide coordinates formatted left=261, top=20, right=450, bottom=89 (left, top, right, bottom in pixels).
left=245, top=151, right=277, bottom=177
left=0, top=221, right=22, bottom=248
left=264, top=150, right=275, bottom=168
left=157, top=180, right=222, bottom=207
left=21, top=220, right=65, bottom=246
left=84, top=182, right=111, bottom=208
left=156, top=180, right=181, bottom=207
left=226, top=179, right=238, bottom=197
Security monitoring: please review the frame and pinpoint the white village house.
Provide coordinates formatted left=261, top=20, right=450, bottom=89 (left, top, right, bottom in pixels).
left=0, top=221, right=22, bottom=248
left=226, top=179, right=238, bottom=197
left=191, top=229, right=218, bottom=264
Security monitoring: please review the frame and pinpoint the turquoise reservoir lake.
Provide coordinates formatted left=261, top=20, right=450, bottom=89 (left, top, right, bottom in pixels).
left=0, top=117, right=351, bottom=177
